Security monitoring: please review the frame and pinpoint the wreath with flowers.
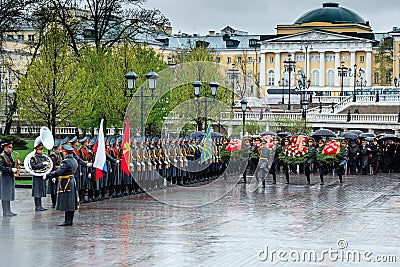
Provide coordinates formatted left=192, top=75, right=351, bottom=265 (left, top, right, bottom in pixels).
left=316, top=139, right=345, bottom=163
left=279, top=135, right=311, bottom=165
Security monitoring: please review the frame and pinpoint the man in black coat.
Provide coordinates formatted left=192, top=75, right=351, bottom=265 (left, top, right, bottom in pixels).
left=47, top=144, right=78, bottom=226
left=0, top=142, right=18, bottom=216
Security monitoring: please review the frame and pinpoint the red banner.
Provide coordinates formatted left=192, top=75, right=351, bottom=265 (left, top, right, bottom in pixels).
left=121, top=119, right=131, bottom=175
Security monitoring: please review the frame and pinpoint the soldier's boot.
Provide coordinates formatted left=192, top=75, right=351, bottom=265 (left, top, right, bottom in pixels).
left=80, top=190, right=90, bottom=203
left=306, top=175, right=311, bottom=185
left=117, top=186, right=124, bottom=197
left=320, top=175, right=324, bottom=185
left=51, top=194, right=57, bottom=208
left=110, top=185, right=116, bottom=198
left=58, top=211, right=74, bottom=226
left=2, top=200, right=16, bottom=217
left=339, top=175, right=343, bottom=184
left=285, top=170, right=290, bottom=184
left=272, top=173, right=277, bottom=184
left=34, top=197, right=47, bottom=211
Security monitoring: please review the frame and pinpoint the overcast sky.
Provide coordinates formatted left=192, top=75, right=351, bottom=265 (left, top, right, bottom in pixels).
left=143, top=0, right=398, bottom=35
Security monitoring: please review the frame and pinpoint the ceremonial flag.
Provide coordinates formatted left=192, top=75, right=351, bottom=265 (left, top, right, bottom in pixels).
left=121, top=118, right=131, bottom=175
left=93, top=119, right=107, bottom=180
left=200, top=126, right=213, bottom=163
left=226, top=139, right=242, bottom=152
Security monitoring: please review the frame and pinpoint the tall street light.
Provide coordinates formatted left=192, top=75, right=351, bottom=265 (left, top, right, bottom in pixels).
left=348, top=64, right=362, bottom=102
left=193, top=80, right=219, bottom=131
left=284, top=54, right=296, bottom=110
left=240, top=98, right=248, bottom=184
left=278, top=78, right=287, bottom=104
left=298, top=75, right=311, bottom=131
left=337, top=62, right=348, bottom=97
left=125, top=69, right=159, bottom=137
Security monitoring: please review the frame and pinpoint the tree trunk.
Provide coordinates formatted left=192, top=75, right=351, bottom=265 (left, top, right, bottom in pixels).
left=3, top=94, right=17, bottom=135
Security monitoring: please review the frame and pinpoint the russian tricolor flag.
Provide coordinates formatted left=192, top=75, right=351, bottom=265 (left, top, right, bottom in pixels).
left=93, top=119, right=107, bottom=180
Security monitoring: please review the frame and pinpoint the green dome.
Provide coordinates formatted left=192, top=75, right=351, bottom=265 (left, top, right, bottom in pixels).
left=294, top=3, right=366, bottom=24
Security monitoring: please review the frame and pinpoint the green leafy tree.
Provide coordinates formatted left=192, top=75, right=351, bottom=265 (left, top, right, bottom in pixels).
left=17, top=22, right=89, bottom=136
left=376, top=37, right=393, bottom=85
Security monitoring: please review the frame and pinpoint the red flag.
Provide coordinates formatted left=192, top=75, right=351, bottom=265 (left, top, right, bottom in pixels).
left=121, top=118, right=131, bottom=175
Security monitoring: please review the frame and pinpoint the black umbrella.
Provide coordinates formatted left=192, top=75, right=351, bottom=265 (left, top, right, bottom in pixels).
left=339, top=132, right=359, bottom=140
left=261, top=131, right=277, bottom=136
left=359, top=133, right=376, bottom=138
left=211, top=132, right=223, bottom=138
left=348, top=130, right=363, bottom=136
left=312, top=129, right=336, bottom=137
left=379, top=134, right=398, bottom=141
left=189, top=131, right=204, bottom=139
left=277, top=132, right=290, bottom=138
left=364, top=137, right=375, bottom=142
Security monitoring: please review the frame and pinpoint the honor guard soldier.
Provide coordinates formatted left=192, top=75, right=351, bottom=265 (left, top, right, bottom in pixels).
left=337, top=139, right=349, bottom=183
left=49, top=140, right=63, bottom=208
left=0, top=141, right=18, bottom=216
left=109, top=137, right=122, bottom=198
left=70, top=136, right=92, bottom=203
left=47, top=144, right=78, bottom=226
left=257, top=139, right=272, bottom=188
left=78, top=136, right=92, bottom=203
left=30, top=138, right=50, bottom=211
left=281, top=137, right=291, bottom=184
left=305, top=138, right=316, bottom=184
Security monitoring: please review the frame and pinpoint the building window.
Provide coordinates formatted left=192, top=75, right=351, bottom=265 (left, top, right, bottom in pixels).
left=248, top=57, right=252, bottom=64
left=374, top=56, right=379, bottom=63
left=374, top=72, right=379, bottom=84
left=312, top=70, right=319, bottom=86
left=268, top=70, right=275, bottom=86
left=17, top=35, right=24, bottom=41
left=216, top=57, right=220, bottom=63
left=269, top=56, right=274, bottom=63
left=237, top=57, right=241, bottom=64
left=359, top=55, right=365, bottom=63
left=327, top=70, right=335, bottom=86
left=7, top=35, right=13, bottom=40
left=258, top=57, right=261, bottom=63
left=28, top=35, right=34, bottom=42
left=386, top=73, right=391, bottom=84
left=227, top=57, right=231, bottom=64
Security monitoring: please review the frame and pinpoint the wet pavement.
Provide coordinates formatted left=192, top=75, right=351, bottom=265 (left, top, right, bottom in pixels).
left=1, top=172, right=400, bottom=266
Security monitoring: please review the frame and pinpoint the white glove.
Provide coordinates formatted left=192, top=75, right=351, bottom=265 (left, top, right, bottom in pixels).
left=52, top=178, right=56, bottom=183
left=116, top=160, right=120, bottom=164
left=88, top=173, right=91, bottom=179
left=42, top=161, right=50, bottom=166
left=87, top=162, right=93, bottom=167
left=42, top=175, right=47, bottom=180
left=12, top=168, right=17, bottom=173
left=129, top=163, right=134, bottom=167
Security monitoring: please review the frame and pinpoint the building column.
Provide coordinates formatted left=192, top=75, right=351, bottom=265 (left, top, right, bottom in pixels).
left=260, top=52, right=266, bottom=89
left=366, top=51, right=372, bottom=86
left=349, top=51, right=360, bottom=86
left=319, top=52, right=325, bottom=87
left=334, top=52, right=341, bottom=86
left=275, top=52, right=281, bottom=86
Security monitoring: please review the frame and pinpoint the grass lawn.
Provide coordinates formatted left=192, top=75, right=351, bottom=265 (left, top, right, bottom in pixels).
left=13, top=139, right=34, bottom=162
left=15, top=179, right=32, bottom=185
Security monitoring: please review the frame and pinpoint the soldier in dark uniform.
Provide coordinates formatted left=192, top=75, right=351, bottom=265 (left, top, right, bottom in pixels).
left=47, top=144, right=78, bottom=226
left=0, top=141, right=18, bottom=216
left=71, top=136, right=92, bottom=203
left=30, top=139, right=50, bottom=211
left=359, top=139, right=370, bottom=175
left=78, top=136, right=92, bottom=203
left=317, top=139, right=326, bottom=185
left=347, top=141, right=360, bottom=175
left=269, top=136, right=281, bottom=184
left=257, top=139, right=272, bottom=188
left=49, top=140, right=63, bottom=208
left=109, top=137, right=121, bottom=198
left=281, top=138, right=291, bottom=184
left=337, top=139, right=349, bottom=183
left=305, top=138, right=316, bottom=184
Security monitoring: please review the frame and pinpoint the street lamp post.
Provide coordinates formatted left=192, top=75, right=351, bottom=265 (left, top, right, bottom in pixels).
left=278, top=78, right=287, bottom=104
left=240, top=98, right=248, bottom=184
left=337, top=62, right=349, bottom=97
left=125, top=69, right=159, bottom=137
left=284, top=54, right=296, bottom=110
left=193, top=80, right=219, bottom=131
left=298, top=75, right=310, bottom=131
left=348, top=64, right=362, bottom=102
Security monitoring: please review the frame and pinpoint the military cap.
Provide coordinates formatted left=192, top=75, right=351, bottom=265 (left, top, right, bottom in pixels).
left=70, top=136, right=78, bottom=143
left=89, top=136, right=98, bottom=146
left=1, top=141, right=13, bottom=147
left=53, top=140, right=61, bottom=147
left=61, top=137, right=70, bottom=145
left=79, top=136, right=89, bottom=143
left=109, top=137, right=117, bottom=145
left=117, top=136, right=122, bottom=143
left=62, top=144, right=74, bottom=151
